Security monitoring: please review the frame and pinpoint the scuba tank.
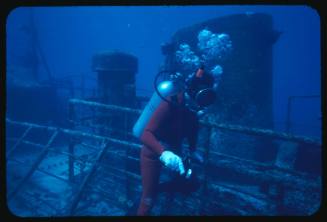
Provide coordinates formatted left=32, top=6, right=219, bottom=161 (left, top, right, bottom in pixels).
left=132, top=76, right=183, bottom=138
left=132, top=65, right=216, bottom=139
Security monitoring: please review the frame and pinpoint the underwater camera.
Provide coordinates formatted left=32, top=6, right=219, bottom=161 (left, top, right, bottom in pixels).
left=158, top=151, right=201, bottom=194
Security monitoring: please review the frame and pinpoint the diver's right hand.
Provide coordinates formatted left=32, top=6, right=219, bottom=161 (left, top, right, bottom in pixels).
left=159, top=151, right=185, bottom=175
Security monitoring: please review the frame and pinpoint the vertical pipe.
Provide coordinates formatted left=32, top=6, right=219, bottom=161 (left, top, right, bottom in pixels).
left=199, top=125, right=212, bottom=215
left=286, top=96, right=293, bottom=133
left=124, top=112, right=130, bottom=205
left=68, top=101, right=75, bottom=182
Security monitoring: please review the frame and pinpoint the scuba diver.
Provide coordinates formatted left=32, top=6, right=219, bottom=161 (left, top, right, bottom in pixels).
left=132, top=64, right=217, bottom=216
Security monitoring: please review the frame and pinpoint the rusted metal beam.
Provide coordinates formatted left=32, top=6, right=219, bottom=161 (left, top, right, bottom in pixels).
left=69, top=98, right=141, bottom=115
left=7, top=138, right=93, bottom=165
left=200, top=121, right=321, bottom=146
left=6, top=118, right=141, bottom=150
left=8, top=158, right=72, bottom=184
left=207, top=183, right=276, bottom=215
left=206, top=152, right=320, bottom=192
left=73, top=120, right=136, bottom=139
left=68, top=98, right=321, bottom=146
left=6, top=118, right=320, bottom=201
left=7, top=119, right=319, bottom=186
left=9, top=98, right=319, bottom=147
left=6, top=138, right=44, bottom=148
left=69, top=140, right=110, bottom=215
left=7, top=130, right=59, bottom=201
left=6, top=126, right=33, bottom=158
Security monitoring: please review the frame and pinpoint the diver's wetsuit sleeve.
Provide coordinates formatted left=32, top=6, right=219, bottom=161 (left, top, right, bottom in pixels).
left=140, top=100, right=170, bottom=156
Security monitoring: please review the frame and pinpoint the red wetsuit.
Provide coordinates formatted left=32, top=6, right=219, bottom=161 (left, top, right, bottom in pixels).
left=137, top=93, right=199, bottom=215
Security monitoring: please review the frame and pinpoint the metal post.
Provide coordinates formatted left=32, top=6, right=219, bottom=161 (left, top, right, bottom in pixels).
left=124, top=112, right=130, bottom=206
left=286, top=96, right=293, bottom=133
left=199, top=125, right=212, bottom=215
left=68, top=102, right=75, bottom=182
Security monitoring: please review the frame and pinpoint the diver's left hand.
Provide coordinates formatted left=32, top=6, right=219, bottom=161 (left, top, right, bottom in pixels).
left=160, top=151, right=185, bottom=175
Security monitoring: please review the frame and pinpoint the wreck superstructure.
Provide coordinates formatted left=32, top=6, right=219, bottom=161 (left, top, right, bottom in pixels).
left=5, top=12, right=322, bottom=216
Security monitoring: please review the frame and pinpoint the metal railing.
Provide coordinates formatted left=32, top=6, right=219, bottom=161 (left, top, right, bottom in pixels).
left=5, top=98, right=322, bottom=215
left=69, top=98, right=321, bottom=146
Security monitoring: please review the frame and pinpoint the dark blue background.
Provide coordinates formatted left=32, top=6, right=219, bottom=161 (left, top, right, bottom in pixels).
left=6, top=5, right=321, bottom=138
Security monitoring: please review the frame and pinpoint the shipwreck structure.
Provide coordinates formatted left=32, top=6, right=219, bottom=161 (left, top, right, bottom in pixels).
left=162, top=13, right=281, bottom=162
left=5, top=13, right=321, bottom=217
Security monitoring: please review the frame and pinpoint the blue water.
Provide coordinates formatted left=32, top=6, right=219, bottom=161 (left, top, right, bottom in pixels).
left=4, top=5, right=322, bottom=217
left=6, top=5, right=321, bottom=138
